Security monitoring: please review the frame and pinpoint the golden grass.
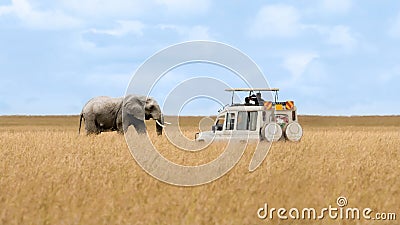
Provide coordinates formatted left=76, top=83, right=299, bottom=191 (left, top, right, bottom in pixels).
left=0, top=115, right=399, bottom=224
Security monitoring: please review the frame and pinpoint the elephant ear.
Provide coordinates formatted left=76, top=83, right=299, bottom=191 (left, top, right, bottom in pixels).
left=145, top=97, right=155, bottom=110
left=123, top=95, right=146, bottom=120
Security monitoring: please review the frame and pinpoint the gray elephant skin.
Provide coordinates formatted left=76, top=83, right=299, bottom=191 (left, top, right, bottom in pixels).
left=79, top=95, right=164, bottom=135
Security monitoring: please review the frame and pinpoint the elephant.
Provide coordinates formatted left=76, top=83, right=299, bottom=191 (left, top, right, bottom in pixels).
left=78, top=95, right=164, bottom=135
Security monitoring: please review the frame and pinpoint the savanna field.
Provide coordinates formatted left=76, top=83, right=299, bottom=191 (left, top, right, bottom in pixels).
left=0, top=115, right=399, bottom=224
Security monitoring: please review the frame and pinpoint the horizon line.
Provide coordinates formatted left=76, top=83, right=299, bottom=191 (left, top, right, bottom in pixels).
left=0, top=114, right=399, bottom=117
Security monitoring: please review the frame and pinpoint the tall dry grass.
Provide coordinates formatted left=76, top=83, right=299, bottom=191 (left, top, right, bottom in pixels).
left=0, top=115, right=399, bottom=224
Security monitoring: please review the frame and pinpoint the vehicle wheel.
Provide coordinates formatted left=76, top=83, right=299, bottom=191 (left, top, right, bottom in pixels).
left=284, top=122, right=303, bottom=141
left=261, top=122, right=282, bottom=142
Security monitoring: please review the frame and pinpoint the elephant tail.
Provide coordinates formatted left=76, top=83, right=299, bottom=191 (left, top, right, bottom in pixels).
left=78, top=113, right=83, bottom=134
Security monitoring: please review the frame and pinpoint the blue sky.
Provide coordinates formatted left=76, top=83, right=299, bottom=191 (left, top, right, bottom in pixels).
left=0, top=0, right=399, bottom=115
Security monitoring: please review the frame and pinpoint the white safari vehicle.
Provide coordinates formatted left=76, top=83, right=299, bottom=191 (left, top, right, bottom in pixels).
left=195, top=88, right=303, bottom=142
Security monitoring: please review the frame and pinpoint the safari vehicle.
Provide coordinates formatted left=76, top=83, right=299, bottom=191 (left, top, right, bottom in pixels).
left=195, top=88, right=303, bottom=142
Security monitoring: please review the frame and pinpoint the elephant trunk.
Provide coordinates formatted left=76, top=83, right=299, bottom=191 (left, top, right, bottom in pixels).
left=155, top=115, right=164, bottom=136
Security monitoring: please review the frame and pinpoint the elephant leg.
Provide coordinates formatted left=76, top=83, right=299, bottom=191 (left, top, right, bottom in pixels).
left=123, top=114, right=146, bottom=134
left=116, top=121, right=124, bottom=134
left=85, top=127, right=100, bottom=135
left=116, top=112, right=124, bottom=134
left=86, top=130, right=99, bottom=135
left=85, top=117, right=101, bottom=135
left=95, top=119, right=106, bottom=134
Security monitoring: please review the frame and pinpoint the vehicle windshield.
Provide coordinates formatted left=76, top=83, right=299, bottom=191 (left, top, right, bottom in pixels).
left=214, top=115, right=225, bottom=131
left=237, top=111, right=258, bottom=131
left=216, top=117, right=225, bottom=125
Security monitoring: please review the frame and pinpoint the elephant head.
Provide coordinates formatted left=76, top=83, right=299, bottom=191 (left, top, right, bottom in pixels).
left=144, top=97, right=164, bottom=135
left=122, top=95, right=164, bottom=135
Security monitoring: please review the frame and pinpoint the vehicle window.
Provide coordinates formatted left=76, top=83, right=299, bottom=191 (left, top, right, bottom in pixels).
left=216, top=117, right=225, bottom=125
left=249, top=111, right=258, bottom=130
left=215, top=116, right=225, bottom=131
left=226, top=113, right=235, bottom=130
left=237, top=112, right=247, bottom=130
left=237, top=111, right=258, bottom=131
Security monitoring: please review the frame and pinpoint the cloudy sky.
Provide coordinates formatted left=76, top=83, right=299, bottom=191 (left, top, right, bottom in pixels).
left=1, top=0, right=399, bottom=115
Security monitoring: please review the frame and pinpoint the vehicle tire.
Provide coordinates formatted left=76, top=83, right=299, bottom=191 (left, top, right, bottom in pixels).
left=261, top=122, right=282, bottom=142
left=284, top=122, right=303, bottom=141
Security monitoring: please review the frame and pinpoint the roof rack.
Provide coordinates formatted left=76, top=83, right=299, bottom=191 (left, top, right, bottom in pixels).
left=225, top=88, right=279, bottom=92
left=225, top=88, right=280, bottom=105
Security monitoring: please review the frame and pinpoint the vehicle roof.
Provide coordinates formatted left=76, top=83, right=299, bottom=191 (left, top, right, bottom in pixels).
left=225, top=88, right=280, bottom=91
left=217, top=104, right=296, bottom=117
left=218, top=105, right=264, bottom=115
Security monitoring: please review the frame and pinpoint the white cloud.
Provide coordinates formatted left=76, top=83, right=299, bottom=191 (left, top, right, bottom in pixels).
left=249, top=4, right=302, bottom=38
left=158, top=24, right=213, bottom=40
left=0, top=0, right=80, bottom=29
left=61, top=0, right=210, bottom=17
left=304, top=24, right=358, bottom=49
left=389, top=12, right=400, bottom=38
left=0, top=4, right=13, bottom=16
left=156, top=0, right=210, bottom=14
left=321, top=0, right=352, bottom=13
left=326, top=25, right=357, bottom=49
left=276, top=53, right=328, bottom=99
left=84, top=73, right=132, bottom=90
left=85, top=22, right=213, bottom=42
left=88, top=20, right=145, bottom=37
left=282, top=52, right=319, bottom=77
left=60, top=0, right=152, bottom=18
left=186, top=26, right=212, bottom=40
left=248, top=4, right=359, bottom=50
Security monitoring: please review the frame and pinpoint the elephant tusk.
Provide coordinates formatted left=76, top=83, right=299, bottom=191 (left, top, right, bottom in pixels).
left=164, top=122, right=171, bottom=125
left=155, top=120, right=166, bottom=128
